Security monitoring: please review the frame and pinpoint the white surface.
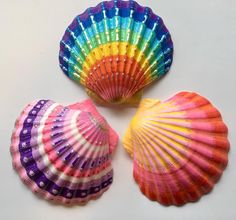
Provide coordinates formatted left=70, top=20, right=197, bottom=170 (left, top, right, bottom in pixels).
left=0, top=0, right=236, bottom=219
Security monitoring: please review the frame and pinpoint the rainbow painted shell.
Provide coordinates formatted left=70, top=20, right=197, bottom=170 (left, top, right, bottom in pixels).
left=10, top=99, right=118, bottom=205
left=59, top=0, right=173, bottom=105
left=123, top=92, right=230, bottom=206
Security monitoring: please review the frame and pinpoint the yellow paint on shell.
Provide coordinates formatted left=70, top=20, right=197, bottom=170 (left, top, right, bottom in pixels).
left=79, top=42, right=151, bottom=81
left=123, top=100, right=193, bottom=173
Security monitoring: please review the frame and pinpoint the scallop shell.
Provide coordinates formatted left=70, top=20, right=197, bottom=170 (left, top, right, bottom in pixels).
left=59, top=0, right=173, bottom=105
left=123, top=92, right=230, bottom=206
left=10, top=99, right=118, bottom=205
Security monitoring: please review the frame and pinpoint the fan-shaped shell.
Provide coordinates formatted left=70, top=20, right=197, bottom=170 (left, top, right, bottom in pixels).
left=59, top=0, right=173, bottom=105
left=123, top=92, right=230, bottom=206
left=10, top=99, right=118, bottom=205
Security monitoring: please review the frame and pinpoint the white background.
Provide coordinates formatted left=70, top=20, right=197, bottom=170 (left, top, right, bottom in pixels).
left=0, top=0, right=236, bottom=219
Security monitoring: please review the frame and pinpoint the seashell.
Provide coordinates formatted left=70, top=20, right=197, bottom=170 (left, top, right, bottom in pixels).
left=59, top=0, right=173, bottom=105
left=10, top=99, right=118, bottom=205
left=123, top=92, right=230, bottom=206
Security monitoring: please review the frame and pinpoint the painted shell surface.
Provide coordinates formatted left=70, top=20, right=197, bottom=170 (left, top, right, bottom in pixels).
left=123, top=92, right=230, bottom=206
left=59, top=0, right=173, bottom=105
left=10, top=99, right=118, bottom=205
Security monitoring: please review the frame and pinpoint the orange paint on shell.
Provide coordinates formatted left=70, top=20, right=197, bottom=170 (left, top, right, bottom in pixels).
left=85, top=55, right=147, bottom=103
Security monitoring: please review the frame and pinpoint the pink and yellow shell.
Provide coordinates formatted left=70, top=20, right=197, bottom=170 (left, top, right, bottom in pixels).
left=10, top=99, right=118, bottom=205
left=123, top=92, right=230, bottom=206
left=59, top=0, right=173, bottom=105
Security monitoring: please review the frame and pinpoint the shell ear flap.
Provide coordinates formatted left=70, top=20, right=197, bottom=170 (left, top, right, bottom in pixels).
left=123, top=126, right=134, bottom=158
left=108, top=127, right=119, bottom=155
left=86, top=88, right=143, bottom=106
